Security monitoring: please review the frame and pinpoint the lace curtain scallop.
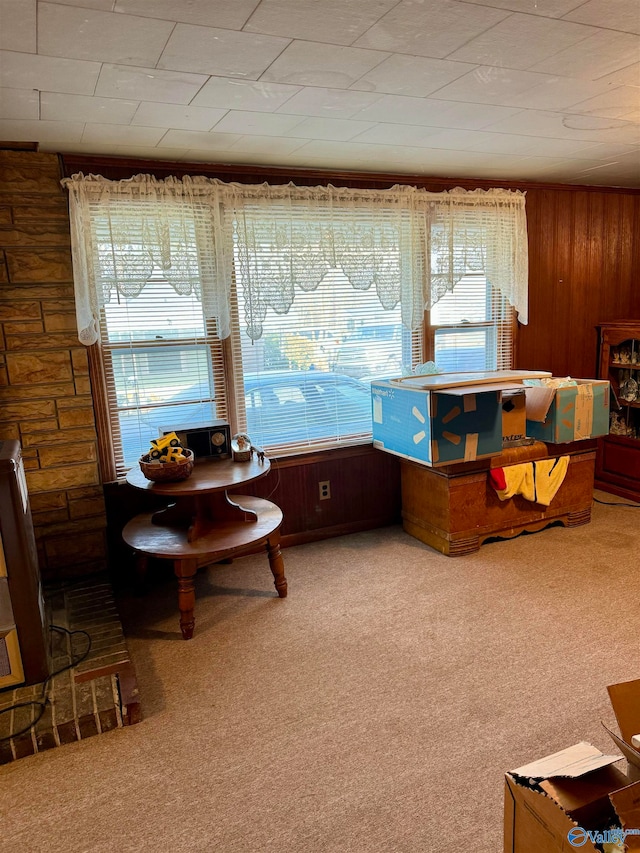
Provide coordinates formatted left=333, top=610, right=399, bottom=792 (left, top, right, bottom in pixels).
left=427, top=187, right=529, bottom=325
left=222, top=182, right=429, bottom=341
left=61, top=174, right=528, bottom=346
left=61, top=173, right=231, bottom=345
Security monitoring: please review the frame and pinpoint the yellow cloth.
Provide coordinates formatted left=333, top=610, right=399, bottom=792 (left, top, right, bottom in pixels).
left=493, top=457, right=569, bottom=506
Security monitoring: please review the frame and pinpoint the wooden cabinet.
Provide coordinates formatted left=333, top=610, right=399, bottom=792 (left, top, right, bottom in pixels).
left=595, top=321, right=640, bottom=502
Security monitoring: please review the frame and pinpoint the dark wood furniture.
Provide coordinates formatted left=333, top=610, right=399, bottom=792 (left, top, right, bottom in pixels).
left=595, top=321, right=640, bottom=503
left=400, top=440, right=596, bottom=556
left=123, top=457, right=287, bottom=639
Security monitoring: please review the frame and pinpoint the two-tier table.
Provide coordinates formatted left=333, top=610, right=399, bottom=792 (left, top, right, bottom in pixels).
left=123, top=456, right=287, bottom=639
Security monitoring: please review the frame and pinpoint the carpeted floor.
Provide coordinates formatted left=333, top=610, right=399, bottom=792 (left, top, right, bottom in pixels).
left=0, top=492, right=638, bottom=853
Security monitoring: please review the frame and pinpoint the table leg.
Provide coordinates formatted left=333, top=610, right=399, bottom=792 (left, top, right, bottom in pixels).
left=174, top=558, right=198, bottom=640
left=266, top=534, right=287, bottom=598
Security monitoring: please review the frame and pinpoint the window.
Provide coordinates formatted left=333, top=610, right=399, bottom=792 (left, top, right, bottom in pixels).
left=427, top=273, right=514, bottom=372
left=63, top=175, right=527, bottom=479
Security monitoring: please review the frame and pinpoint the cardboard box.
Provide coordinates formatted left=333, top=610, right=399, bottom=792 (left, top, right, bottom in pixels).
left=525, top=379, right=610, bottom=443
left=502, top=389, right=527, bottom=444
left=504, top=742, right=640, bottom=853
left=371, top=370, right=550, bottom=467
left=605, top=679, right=640, bottom=785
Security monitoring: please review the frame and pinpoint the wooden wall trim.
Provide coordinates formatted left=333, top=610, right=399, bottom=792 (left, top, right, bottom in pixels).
left=60, top=153, right=640, bottom=196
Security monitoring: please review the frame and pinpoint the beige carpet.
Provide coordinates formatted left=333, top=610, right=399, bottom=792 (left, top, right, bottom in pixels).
left=1, top=492, right=638, bottom=853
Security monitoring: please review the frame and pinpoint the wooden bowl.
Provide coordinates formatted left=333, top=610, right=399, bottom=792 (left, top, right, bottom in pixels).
left=139, top=449, right=194, bottom=482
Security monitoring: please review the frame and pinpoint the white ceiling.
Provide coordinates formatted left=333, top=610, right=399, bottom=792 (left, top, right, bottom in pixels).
left=1, top=0, right=639, bottom=187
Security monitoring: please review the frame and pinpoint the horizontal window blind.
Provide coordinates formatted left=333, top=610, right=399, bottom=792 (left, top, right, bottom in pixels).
left=235, top=268, right=422, bottom=453
left=430, top=273, right=513, bottom=372
left=101, top=279, right=226, bottom=477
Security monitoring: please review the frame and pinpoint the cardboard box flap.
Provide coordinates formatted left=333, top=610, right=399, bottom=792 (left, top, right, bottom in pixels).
left=608, top=680, right=640, bottom=747
left=439, top=382, right=525, bottom=396
left=609, top=781, right=640, bottom=848
left=540, top=764, right=629, bottom=827
left=511, top=742, right=622, bottom=780
left=603, top=723, right=640, bottom=770
left=524, top=385, right=556, bottom=422
left=391, top=369, right=551, bottom=391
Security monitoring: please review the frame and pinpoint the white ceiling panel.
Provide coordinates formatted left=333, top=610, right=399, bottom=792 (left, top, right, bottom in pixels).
left=353, top=0, right=511, bottom=58
left=38, top=3, right=174, bottom=67
left=0, top=118, right=85, bottom=143
left=0, top=87, right=39, bottom=120
left=113, top=0, right=261, bottom=30
left=562, top=0, right=640, bottom=34
left=131, top=103, right=228, bottom=132
left=350, top=55, right=476, bottom=98
left=0, top=0, right=637, bottom=187
left=274, top=87, right=383, bottom=119
left=0, top=50, right=102, bottom=95
left=95, top=65, right=209, bottom=105
left=157, top=130, right=243, bottom=151
left=157, top=25, right=290, bottom=79
left=81, top=123, right=167, bottom=146
left=355, top=95, right=521, bottom=130
left=260, top=41, right=390, bottom=88
left=286, top=116, right=378, bottom=141
left=212, top=110, right=305, bottom=136
left=191, top=78, right=300, bottom=113
left=529, top=30, right=640, bottom=80
left=41, top=92, right=138, bottom=124
left=0, top=0, right=36, bottom=53
left=244, top=0, right=398, bottom=45
left=447, top=14, right=597, bottom=69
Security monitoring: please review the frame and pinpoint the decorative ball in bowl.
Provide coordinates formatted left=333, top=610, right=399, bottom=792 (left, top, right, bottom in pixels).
left=139, top=449, right=194, bottom=482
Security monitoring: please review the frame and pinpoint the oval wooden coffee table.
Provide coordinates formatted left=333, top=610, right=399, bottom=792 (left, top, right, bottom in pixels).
left=123, top=457, right=287, bottom=639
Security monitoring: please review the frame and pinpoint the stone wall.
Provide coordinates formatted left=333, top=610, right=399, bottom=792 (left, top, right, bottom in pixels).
left=0, top=147, right=107, bottom=580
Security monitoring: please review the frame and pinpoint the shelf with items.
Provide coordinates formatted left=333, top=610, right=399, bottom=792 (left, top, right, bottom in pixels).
left=595, top=322, right=640, bottom=502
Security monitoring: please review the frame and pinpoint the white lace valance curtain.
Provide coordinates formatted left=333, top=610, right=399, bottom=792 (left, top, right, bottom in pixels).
left=62, top=174, right=528, bottom=345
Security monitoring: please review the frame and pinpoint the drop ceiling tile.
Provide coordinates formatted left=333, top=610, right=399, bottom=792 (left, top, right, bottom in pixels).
left=529, top=30, right=640, bottom=80
left=456, top=0, right=583, bottom=14
left=38, top=3, right=174, bottom=66
left=484, top=108, right=640, bottom=144
left=131, top=102, right=227, bottom=131
left=430, top=67, right=620, bottom=111
left=350, top=55, right=476, bottom=97
left=355, top=94, right=521, bottom=130
left=430, top=67, right=555, bottom=104
left=47, top=0, right=116, bottom=8
left=598, top=62, right=640, bottom=88
left=562, top=0, right=640, bottom=34
left=81, top=123, right=166, bottom=145
left=191, top=78, right=301, bottom=112
left=353, top=0, right=510, bottom=58
left=157, top=129, right=243, bottom=150
left=0, top=87, right=39, bottom=120
left=350, top=123, right=437, bottom=146
left=244, top=0, right=396, bottom=45
left=569, top=86, right=640, bottom=119
left=114, top=0, right=260, bottom=29
left=0, top=118, right=85, bottom=144
left=275, top=87, right=383, bottom=118
left=41, top=92, right=138, bottom=124
left=157, top=25, right=290, bottom=79
left=420, top=128, right=602, bottom=157
left=231, top=135, right=309, bottom=155
left=286, top=116, right=378, bottom=141
left=0, top=51, right=102, bottom=95
left=96, top=65, right=209, bottom=105
left=0, top=0, right=36, bottom=52
left=96, top=145, right=190, bottom=160
left=448, top=14, right=596, bottom=69
left=260, top=41, right=390, bottom=88
left=212, top=110, right=305, bottom=136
